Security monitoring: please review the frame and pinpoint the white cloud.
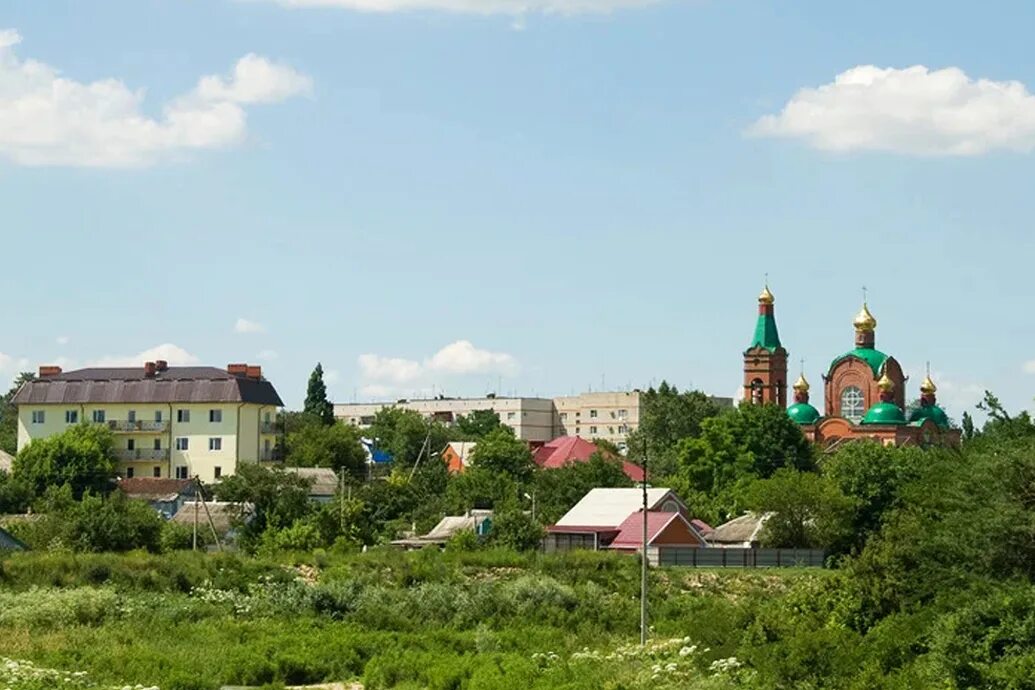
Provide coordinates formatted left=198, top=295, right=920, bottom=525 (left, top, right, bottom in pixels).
left=55, top=336, right=69, bottom=346
left=89, top=343, right=200, bottom=368
left=749, top=65, right=1035, bottom=156
left=426, top=340, right=518, bottom=375
left=358, top=354, right=423, bottom=383
left=261, top=0, right=661, bottom=15
left=1024, top=360, right=1035, bottom=375
left=0, top=31, right=311, bottom=167
left=234, top=317, right=266, bottom=334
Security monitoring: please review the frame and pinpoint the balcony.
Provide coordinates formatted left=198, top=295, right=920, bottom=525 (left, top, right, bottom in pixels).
left=115, top=448, right=170, bottom=462
left=108, top=420, right=169, bottom=433
left=260, top=421, right=279, bottom=434
left=260, top=448, right=284, bottom=462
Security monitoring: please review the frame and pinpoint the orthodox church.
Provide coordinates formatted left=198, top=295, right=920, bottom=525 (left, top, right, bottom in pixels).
left=743, top=286, right=960, bottom=449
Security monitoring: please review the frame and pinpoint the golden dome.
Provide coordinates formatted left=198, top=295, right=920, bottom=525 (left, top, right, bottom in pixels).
left=877, top=372, right=895, bottom=392
left=758, top=285, right=775, bottom=305
left=793, top=373, right=810, bottom=391
left=854, top=302, right=877, bottom=331
left=920, top=374, right=937, bottom=395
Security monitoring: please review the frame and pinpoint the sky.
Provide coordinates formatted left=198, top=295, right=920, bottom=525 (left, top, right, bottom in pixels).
left=2, top=1, right=1034, bottom=421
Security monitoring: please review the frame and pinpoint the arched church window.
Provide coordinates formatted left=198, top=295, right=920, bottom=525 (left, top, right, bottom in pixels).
left=750, top=378, right=764, bottom=405
left=840, top=386, right=865, bottom=422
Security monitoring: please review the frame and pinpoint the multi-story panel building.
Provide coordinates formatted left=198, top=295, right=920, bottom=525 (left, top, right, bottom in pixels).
left=335, top=396, right=557, bottom=442
left=14, top=361, right=283, bottom=483
left=553, top=391, right=644, bottom=450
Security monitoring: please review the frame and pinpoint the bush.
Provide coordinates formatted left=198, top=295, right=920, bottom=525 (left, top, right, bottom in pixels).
left=490, top=510, right=544, bottom=552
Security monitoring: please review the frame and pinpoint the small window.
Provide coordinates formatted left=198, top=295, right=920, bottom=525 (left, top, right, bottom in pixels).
left=559, top=412, right=568, bottom=421
left=127, top=439, right=135, bottom=451
left=65, top=410, right=78, bottom=424
left=264, top=439, right=271, bottom=452
left=590, top=426, right=598, bottom=434
left=590, top=410, right=598, bottom=418
left=177, top=409, right=190, bottom=423
left=127, top=410, right=136, bottom=423
left=618, top=409, right=628, bottom=419
left=209, top=409, right=222, bottom=423
left=575, top=427, right=581, bottom=434
left=264, top=412, right=271, bottom=423
left=618, top=425, right=629, bottom=434
left=214, top=466, right=222, bottom=479
left=175, top=466, right=188, bottom=480
left=153, top=467, right=161, bottom=478
left=507, top=412, right=516, bottom=420
left=126, top=467, right=135, bottom=479
left=175, top=437, right=189, bottom=451
left=31, top=410, right=45, bottom=424
left=153, top=439, right=161, bottom=450
left=155, top=410, right=163, bottom=423
left=209, top=437, right=222, bottom=451
left=840, top=386, right=866, bottom=423
left=92, top=410, right=106, bottom=424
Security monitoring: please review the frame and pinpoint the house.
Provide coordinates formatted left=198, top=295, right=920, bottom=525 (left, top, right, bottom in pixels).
left=606, top=510, right=707, bottom=565
left=0, top=449, right=13, bottom=474
left=533, top=435, right=645, bottom=483
left=391, top=510, right=493, bottom=549
left=13, top=361, right=283, bottom=483
left=116, top=477, right=197, bottom=518
left=0, top=526, right=27, bottom=551
left=545, top=487, right=691, bottom=552
left=442, top=442, right=477, bottom=474
left=706, top=512, right=773, bottom=548
left=283, top=467, right=339, bottom=503
left=171, top=500, right=252, bottom=537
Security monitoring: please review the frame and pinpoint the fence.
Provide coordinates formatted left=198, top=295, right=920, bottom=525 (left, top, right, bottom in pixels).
left=659, top=547, right=825, bottom=568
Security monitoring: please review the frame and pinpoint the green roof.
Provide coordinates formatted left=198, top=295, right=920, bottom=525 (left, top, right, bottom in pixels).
left=862, top=401, right=906, bottom=426
left=746, top=313, right=782, bottom=353
left=830, top=347, right=889, bottom=377
left=787, top=402, right=821, bottom=425
left=909, top=404, right=950, bottom=430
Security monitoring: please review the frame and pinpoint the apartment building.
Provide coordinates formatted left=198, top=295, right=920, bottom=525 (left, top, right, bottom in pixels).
left=553, top=391, right=643, bottom=449
left=335, top=396, right=557, bottom=442
left=14, top=361, right=283, bottom=484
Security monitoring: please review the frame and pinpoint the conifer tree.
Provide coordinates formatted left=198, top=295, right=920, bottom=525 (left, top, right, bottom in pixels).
left=304, top=363, right=334, bottom=426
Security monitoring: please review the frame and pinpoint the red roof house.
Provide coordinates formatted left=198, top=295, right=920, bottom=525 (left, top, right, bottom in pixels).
left=533, top=436, right=645, bottom=482
left=607, top=510, right=707, bottom=552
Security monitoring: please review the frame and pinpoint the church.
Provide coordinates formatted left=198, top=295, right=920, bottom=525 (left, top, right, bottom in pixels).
left=743, top=286, right=960, bottom=449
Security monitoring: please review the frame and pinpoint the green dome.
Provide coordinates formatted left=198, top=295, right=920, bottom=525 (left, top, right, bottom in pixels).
left=787, top=402, right=821, bottom=425
left=862, top=401, right=906, bottom=425
left=909, top=404, right=950, bottom=429
left=830, top=347, right=889, bottom=377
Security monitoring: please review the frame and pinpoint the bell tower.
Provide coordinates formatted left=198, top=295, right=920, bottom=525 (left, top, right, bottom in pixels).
left=743, top=285, right=788, bottom=407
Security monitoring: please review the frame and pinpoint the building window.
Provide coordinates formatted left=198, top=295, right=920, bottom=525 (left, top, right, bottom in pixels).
left=177, top=409, right=190, bottom=423
left=155, top=410, right=163, bottom=423
left=65, top=410, right=78, bottom=424
left=507, top=412, right=516, bottom=420
left=590, top=426, right=598, bottom=434
left=618, top=409, right=628, bottom=419
left=153, top=439, right=161, bottom=450
left=126, top=467, right=135, bottom=479
left=127, top=439, right=135, bottom=451
left=30, top=410, right=45, bottom=424
left=214, top=466, right=222, bottom=479
left=618, top=425, right=629, bottom=434
left=264, top=412, right=271, bottom=424
left=175, top=466, right=188, bottom=480
left=153, top=467, right=161, bottom=478
left=359, top=416, right=375, bottom=425
left=575, top=427, right=580, bottom=434
left=175, top=437, right=189, bottom=451
left=92, top=410, right=106, bottom=424
left=559, top=413, right=568, bottom=421
left=590, top=410, right=598, bottom=418
left=840, top=386, right=865, bottom=423
left=209, top=409, right=222, bottom=423
left=127, top=410, right=136, bottom=423
left=209, top=437, right=222, bottom=451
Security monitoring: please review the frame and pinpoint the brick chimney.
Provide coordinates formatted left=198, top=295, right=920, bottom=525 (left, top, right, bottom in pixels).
left=246, top=365, right=262, bottom=380
left=228, top=363, right=248, bottom=376
left=155, top=360, right=169, bottom=372
left=38, top=365, right=62, bottom=377
left=144, top=361, right=157, bottom=378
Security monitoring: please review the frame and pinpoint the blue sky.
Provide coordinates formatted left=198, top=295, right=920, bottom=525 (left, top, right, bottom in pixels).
left=2, top=1, right=1034, bottom=419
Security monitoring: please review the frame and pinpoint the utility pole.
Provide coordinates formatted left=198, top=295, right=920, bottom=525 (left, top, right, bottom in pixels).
left=339, top=467, right=346, bottom=532
left=640, top=436, right=648, bottom=646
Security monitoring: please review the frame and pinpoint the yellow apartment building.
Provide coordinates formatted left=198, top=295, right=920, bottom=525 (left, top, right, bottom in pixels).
left=13, top=360, right=282, bottom=483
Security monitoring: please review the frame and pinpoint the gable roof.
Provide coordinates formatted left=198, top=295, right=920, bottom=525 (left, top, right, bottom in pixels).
left=554, top=488, right=685, bottom=530
left=283, top=467, right=337, bottom=496
left=117, top=478, right=195, bottom=500
left=12, top=367, right=283, bottom=407
left=533, top=436, right=644, bottom=482
left=0, top=526, right=28, bottom=551
left=608, top=511, right=706, bottom=549
left=446, top=442, right=478, bottom=464
left=708, top=512, right=772, bottom=545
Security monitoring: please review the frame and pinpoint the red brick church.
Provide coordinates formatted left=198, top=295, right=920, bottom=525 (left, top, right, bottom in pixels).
left=743, top=286, right=960, bottom=449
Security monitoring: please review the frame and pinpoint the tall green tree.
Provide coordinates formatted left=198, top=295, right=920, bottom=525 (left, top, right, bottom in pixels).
left=468, top=427, right=536, bottom=484
left=0, top=372, right=35, bottom=455
left=303, top=363, right=335, bottom=426
left=13, top=423, right=117, bottom=499
left=286, top=422, right=367, bottom=479
left=625, top=382, right=725, bottom=476
left=213, top=464, right=315, bottom=550
left=454, top=409, right=502, bottom=439
left=746, top=469, right=855, bottom=549
left=368, top=407, right=450, bottom=467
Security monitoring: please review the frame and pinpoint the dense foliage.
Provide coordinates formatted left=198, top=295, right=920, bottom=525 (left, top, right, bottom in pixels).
left=12, top=424, right=117, bottom=499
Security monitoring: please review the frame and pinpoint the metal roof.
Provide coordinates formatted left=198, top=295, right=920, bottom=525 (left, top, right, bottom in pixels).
left=554, top=488, right=683, bottom=530
left=12, top=367, right=283, bottom=407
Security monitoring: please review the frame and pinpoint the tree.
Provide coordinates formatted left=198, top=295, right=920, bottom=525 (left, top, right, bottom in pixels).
left=368, top=407, right=450, bottom=467
left=625, top=382, right=725, bottom=476
left=454, top=409, right=502, bottom=439
left=961, top=411, right=977, bottom=441
left=13, top=423, right=117, bottom=499
left=20, top=486, right=164, bottom=552
left=446, top=467, right=518, bottom=513
left=468, top=427, right=535, bottom=484
left=976, top=391, right=1035, bottom=441
left=533, top=452, right=633, bottom=524
left=0, top=470, right=32, bottom=513
left=212, top=464, right=315, bottom=549
left=746, top=469, right=855, bottom=549
left=490, top=509, right=545, bottom=551
left=0, top=372, right=35, bottom=455
left=303, top=363, right=335, bottom=426
left=286, top=422, right=367, bottom=479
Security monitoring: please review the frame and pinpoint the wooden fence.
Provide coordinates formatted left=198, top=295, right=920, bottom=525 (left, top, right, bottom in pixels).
left=658, top=547, right=825, bottom=568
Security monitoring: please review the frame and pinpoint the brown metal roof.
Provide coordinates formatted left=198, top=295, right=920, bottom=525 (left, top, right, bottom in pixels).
left=12, top=367, right=283, bottom=407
